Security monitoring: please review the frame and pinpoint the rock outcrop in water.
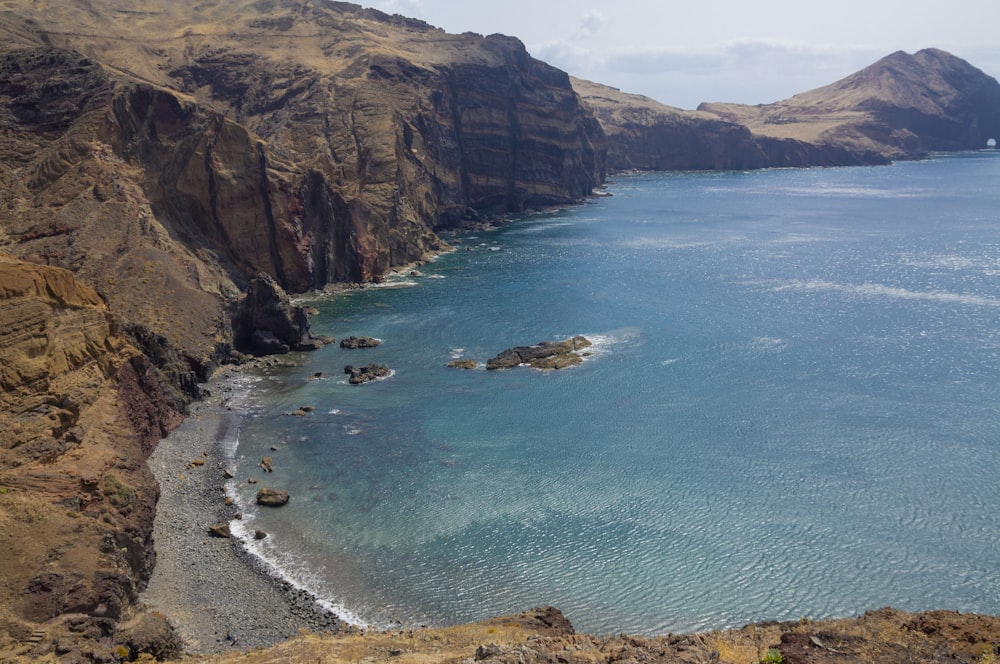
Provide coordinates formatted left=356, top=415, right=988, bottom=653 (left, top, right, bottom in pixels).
left=486, top=336, right=593, bottom=370
left=232, top=274, right=328, bottom=356
left=345, top=363, right=393, bottom=384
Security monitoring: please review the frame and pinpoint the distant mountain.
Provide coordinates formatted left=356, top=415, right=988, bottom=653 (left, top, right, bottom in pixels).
left=576, top=48, right=1000, bottom=171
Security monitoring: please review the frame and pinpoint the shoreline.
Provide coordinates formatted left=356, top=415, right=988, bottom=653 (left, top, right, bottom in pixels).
left=140, top=364, right=347, bottom=655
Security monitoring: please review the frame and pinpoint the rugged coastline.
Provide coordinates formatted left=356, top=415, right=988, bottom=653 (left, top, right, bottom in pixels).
left=0, top=0, right=999, bottom=659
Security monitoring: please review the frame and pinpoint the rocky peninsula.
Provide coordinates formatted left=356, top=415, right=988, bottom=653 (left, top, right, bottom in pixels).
left=1, top=0, right=1000, bottom=660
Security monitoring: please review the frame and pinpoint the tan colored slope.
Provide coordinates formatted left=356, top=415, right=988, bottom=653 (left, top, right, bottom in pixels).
left=1, top=0, right=518, bottom=112
left=0, top=258, right=181, bottom=660
left=700, top=48, right=1000, bottom=156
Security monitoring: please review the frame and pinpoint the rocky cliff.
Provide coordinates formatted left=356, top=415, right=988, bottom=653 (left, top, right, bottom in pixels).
left=0, top=258, right=182, bottom=659
left=575, top=49, right=1000, bottom=171
left=0, top=0, right=604, bottom=291
left=0, top=0, right=606, bottom=371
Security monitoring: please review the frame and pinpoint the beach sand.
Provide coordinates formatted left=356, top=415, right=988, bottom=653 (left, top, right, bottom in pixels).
left=139, top=365, right=344, bottom=655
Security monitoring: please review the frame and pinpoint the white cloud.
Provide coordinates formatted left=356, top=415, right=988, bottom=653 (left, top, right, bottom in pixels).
left=532, top=37, right=892, bottom=107
left=576, top=10, right=605, bottom=39
left=364, top=0, right=426, bottom=15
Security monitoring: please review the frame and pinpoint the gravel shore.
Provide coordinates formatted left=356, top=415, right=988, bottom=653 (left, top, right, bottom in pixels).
left=140, top=365, right=345, bottom=655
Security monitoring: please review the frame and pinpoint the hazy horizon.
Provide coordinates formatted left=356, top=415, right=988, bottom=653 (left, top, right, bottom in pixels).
left=364, top=0, right=1000, bottom=110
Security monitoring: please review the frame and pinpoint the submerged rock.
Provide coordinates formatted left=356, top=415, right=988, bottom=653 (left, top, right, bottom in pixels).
left=448, top=359, right=478, bottom=370
left=486, top=336, right=592, bottom=371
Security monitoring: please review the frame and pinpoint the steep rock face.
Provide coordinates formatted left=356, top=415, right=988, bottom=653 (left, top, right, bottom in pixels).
left=0, top=0, right=604, bottom=294
left=0, top=258, right=180, bottom=651
left=573, top=77, right=891, bottom=171
left=0, top=0, right=607, bottom=371
left=0, top=48, right=238, bottom=379
left=699, top=48, right=1000, bottom=161
left=572, top=77, right=770, bottom=171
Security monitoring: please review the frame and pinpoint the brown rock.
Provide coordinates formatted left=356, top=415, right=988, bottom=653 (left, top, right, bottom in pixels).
left=345, top=363, right=393, bottom=385
left=340, top=336, right=382, bottom=349
left=448, top=359, right=478, bottom=369
left=260, top=456, right=274, bottom=472
left=256, top=488, right=290, bottom=507
left=208, top=523, right=231, bottom=538
left=486, top=337, right=592, bottom=371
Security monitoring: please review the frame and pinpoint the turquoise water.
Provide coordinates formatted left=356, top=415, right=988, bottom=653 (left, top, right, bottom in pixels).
left=228, top=152, right=1000, bottom=635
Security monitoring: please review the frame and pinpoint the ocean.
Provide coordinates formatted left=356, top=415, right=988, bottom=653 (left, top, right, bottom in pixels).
left=224, top=151, right=1000, bottom=635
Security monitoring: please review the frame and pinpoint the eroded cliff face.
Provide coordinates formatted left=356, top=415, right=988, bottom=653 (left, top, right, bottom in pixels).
left=0, top=0, right=604, bottom=293
left=0, top=258, right=181, bottom=659
left=1, top=0, right=606, bottom=350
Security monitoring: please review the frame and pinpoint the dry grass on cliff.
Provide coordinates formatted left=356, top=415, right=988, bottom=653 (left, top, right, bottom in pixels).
left=153, top=606, right=1000, bottom=664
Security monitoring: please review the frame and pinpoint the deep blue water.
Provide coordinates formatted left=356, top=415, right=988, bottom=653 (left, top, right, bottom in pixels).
left=227, top=152, right=1000, bottom=635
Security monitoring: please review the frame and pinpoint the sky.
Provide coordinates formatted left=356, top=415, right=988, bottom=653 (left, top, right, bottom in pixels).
left=363, top=0, right=1000, bottom=110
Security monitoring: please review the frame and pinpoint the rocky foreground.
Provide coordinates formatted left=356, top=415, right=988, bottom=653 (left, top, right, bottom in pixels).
left=97, top=605, right=1000, bottom=664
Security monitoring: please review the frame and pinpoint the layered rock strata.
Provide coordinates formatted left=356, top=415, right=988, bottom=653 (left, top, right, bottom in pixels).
left=0, top=259, right=181, bottom=660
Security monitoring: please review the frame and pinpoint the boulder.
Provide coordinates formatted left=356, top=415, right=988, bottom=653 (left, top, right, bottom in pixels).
left=260, top=456, right=274, bottom=473
left=253, top=530, right=268, bottom=540
left=340, top=336, right=382, bottom=349
left=344, top=363, right=392, bottom=385
left=448, top=359, right=478, bottom=369
left=255, top=488, right=289, bottom=507
left=208, top=523, right=231, bottom=538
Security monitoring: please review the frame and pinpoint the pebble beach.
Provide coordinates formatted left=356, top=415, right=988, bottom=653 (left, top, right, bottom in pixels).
left=139, top=366, right=345, bottom=655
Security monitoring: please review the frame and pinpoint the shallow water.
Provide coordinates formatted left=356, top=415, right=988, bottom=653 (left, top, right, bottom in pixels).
left=228, top=152, right=1000, bottom=634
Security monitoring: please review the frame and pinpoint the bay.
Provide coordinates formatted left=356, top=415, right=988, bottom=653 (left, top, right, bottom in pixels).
left=227, top=151, right=1000, bottom=635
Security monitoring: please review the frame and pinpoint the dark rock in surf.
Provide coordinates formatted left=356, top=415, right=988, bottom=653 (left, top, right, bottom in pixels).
left=340, top=335, right=382, bottom=349
left=486, top=336, right=592, bottom=370
left=344, top=363, right=392, bottom=384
